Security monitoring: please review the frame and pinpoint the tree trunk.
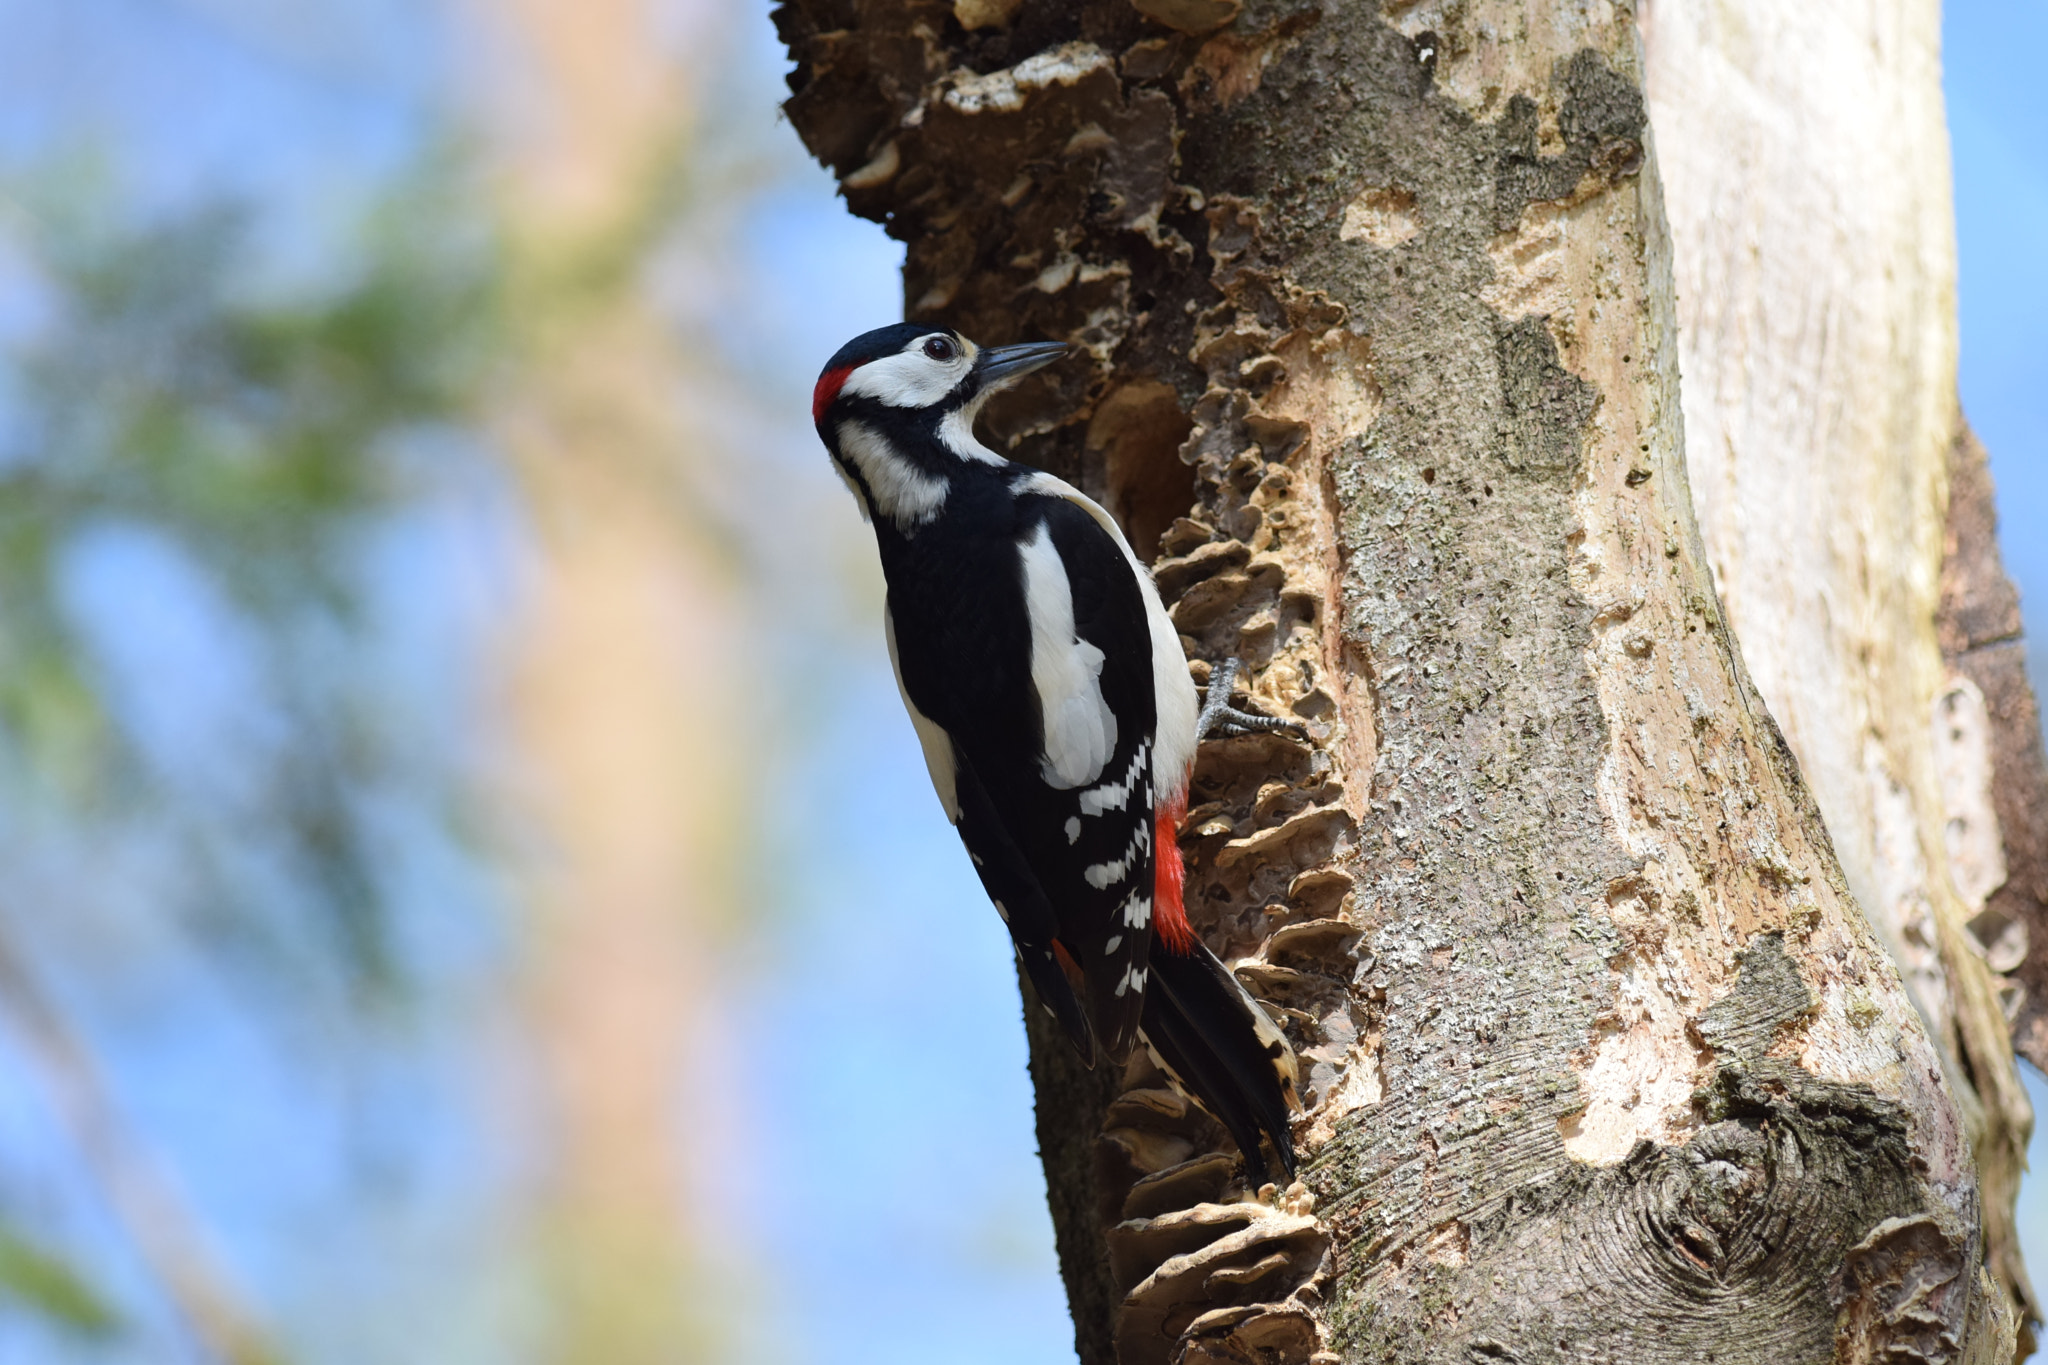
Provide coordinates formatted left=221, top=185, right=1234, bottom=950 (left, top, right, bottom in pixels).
left=480, top=3, right=750, bottom=1358
left=1641, top=0, right=2038, bottom=1341
left=775, top=2, right=2028, bottom=1361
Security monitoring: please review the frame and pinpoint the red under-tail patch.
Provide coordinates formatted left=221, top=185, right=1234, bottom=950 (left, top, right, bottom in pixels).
left=1154, top=791, right=1197, bottom=955
left=1050, top=939, right=1087, bottom=993
left=812, top=364, right=855, bottom=423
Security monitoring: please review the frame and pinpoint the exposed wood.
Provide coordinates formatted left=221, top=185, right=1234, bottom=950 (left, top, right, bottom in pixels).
left=1642, top=0, right=2035, bottom=1338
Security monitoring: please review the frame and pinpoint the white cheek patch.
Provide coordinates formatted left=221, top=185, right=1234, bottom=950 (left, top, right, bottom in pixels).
left=841, top=348, right=972, bottom=408
left=1018, top=520, right=1117, bottom=790
left=837, top=419, right=948, bottom=526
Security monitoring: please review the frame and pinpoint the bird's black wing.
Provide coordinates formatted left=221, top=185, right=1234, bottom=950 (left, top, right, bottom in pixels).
left=948, top=747, right=1097, bottom=1063
left=882, top=483, right=1162, bottom=1063
left=1020, top=494, right=1161, bottom=1063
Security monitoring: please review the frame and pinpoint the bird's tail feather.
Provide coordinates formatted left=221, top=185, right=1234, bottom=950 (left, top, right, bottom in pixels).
left=1140, top=942, right=1299, bottom=1186
left=1020, top=943, right=1097, bottom=1068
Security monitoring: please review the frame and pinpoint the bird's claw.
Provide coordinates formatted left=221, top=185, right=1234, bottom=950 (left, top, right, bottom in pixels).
left=1195, top=658, right=1306, bottom=743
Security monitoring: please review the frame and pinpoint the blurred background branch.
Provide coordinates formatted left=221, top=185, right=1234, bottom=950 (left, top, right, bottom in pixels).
left=0, top=932, right=269, bottom=1363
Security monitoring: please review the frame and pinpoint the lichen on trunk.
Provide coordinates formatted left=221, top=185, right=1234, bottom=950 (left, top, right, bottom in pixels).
left=775, top=1, right=2021, bottom=1360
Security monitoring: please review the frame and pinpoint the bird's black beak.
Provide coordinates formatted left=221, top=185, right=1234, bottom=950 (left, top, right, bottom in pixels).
left=976, top=340, right=1072, bottom=389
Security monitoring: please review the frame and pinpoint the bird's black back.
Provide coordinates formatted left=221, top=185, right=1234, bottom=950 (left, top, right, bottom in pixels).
left=879, top=463, right=1161, bottom=1061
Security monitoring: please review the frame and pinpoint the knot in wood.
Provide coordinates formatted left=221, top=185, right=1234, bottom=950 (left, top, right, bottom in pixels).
left=1636, top=1121, right=1775, bottom=1280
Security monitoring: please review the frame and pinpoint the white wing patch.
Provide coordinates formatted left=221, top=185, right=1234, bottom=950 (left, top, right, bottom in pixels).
left=1017, top=471, right=1198, bottom=802
left=1019, top=520, right=1118, bottom=789
left=884, top=606, right=960, bottom=824
left=837, top=420, right=948, bottom=526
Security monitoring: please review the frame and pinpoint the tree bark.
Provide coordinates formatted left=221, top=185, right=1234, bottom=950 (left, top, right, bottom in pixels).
left=776, top=2, right=2025, bottom=1361
left=1641, top=0, right=2038, bottom=1342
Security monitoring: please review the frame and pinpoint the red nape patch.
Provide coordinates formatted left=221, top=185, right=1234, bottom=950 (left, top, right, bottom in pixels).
left=1154, top=793, right=1198, bottom=955
left=812, top=364, right=855, bottom=424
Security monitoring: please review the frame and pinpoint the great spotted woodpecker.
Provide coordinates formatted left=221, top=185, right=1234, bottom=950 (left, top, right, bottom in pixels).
left=813, top=322, right=1301, bottom=1183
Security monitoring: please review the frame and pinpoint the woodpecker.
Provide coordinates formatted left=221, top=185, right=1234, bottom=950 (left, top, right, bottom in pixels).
left=813, top=322, right=1301, bottom=1183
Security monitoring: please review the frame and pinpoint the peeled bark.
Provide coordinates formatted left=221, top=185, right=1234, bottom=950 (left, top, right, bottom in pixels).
left=776, top=2, right=2025, bottom=1360
left=1642, top=0, right=2037, bottom=1339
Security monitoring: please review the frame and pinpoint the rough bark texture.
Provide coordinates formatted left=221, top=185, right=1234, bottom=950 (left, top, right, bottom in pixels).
left=1641, top=2, right=2037, bottom=1342
left=775, top=2, right=2018, bottom=1361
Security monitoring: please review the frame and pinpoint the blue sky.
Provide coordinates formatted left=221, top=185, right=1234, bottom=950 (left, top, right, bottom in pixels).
left=0, top=2, right=2040, bottom=1363
left=1946, top=0, right=2048, bottom=1302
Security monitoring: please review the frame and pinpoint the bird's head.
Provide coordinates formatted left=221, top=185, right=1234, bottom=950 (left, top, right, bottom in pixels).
left=811, top=324, right=1071, bottom=529
left=812, top=324, right=1070, bottom=430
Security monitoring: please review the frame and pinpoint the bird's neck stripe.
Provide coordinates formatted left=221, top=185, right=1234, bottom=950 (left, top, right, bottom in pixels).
left=1154, top=791, right=1196, bottom=954
left=813, top=364, right=855, bottom=423
left=836, top=419, right=949, bottom=526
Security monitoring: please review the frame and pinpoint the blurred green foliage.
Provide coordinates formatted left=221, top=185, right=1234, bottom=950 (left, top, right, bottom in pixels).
left=0, top=1227, right=121, bottom=1341
left=0, top=167, right=502, bottom=987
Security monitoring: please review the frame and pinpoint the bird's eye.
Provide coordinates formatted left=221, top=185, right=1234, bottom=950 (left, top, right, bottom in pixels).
left=922, top=335, right=957, bottom=362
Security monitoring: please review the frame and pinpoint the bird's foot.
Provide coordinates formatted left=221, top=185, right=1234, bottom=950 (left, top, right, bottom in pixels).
left=1196, top=658, right=1306, bottom=742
